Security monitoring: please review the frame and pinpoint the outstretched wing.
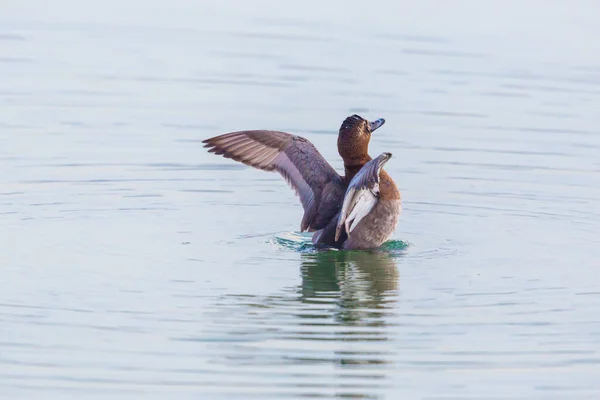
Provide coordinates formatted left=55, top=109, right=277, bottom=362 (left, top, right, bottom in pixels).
left=203, top=130, right=344, bottom=232
left=335, top=153, right=392, bottom=241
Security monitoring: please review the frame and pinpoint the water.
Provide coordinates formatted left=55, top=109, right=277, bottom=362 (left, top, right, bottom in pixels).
left=1, top=0, right=600, bottom=398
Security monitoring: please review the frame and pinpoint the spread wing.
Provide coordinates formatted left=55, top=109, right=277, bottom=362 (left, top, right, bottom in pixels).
left=202, top=130, right=344, bottom=232
left=335, top=153, right=392, bottom=241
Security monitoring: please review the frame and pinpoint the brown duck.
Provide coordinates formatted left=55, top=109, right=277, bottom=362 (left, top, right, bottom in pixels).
left=202, top=115, right=401, bottom=249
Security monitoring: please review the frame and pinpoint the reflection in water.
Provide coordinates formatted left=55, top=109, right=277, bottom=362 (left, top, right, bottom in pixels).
left=206, top=250, right=400, bottom=397
left=300, top=250, right=399, bottom=325
left=298, top=250, right=399, bottom=375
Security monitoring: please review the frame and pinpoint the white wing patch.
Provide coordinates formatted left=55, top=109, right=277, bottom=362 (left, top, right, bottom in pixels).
left=335, top=184, right=379, bottom=241
left=345, top=184, right=379, bottom=233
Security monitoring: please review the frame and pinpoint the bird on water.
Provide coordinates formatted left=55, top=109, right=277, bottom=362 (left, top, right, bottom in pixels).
left=202, top=115, right=401, bottom=250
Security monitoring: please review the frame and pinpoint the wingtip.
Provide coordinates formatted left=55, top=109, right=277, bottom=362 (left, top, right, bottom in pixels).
left=378, top=152, right=392, bottom=166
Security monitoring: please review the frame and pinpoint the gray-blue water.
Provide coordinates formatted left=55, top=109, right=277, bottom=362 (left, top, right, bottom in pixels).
left=2, top=1, right=600, bottom=398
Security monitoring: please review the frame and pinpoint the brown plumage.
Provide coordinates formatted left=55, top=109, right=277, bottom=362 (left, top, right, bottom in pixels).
left=202, top=114, right=401, bottom=249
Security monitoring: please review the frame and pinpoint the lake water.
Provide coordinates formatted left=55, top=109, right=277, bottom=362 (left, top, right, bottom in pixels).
left=2, top=1, right=600, bottom=399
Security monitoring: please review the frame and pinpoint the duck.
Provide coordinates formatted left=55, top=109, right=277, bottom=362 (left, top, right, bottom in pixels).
left=202, top=114, right=401, bottom=250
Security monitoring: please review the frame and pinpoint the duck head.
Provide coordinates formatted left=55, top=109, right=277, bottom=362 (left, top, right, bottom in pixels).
left=337, top=114, right=385, bottom=166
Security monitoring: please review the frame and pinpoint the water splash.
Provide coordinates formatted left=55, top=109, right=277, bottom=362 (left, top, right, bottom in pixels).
left=269, top=232, right=316, bottom=252
left=269, top=232, right=410, bottom=255
left=379, top=239, right=410, bottom=252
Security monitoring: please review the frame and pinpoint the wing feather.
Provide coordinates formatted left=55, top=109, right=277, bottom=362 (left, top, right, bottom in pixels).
left=203, top=130, right=344, bottom=231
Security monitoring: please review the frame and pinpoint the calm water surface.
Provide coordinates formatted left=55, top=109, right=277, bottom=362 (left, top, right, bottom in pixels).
left=1, top=1, right=600, bottom=399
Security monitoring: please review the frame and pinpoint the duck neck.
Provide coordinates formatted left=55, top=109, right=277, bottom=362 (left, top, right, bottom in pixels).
left=343, top=156, right=372, bottom=183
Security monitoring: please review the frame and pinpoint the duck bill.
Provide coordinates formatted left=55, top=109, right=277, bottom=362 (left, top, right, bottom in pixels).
left=369, top=118, right=385, bottom=132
